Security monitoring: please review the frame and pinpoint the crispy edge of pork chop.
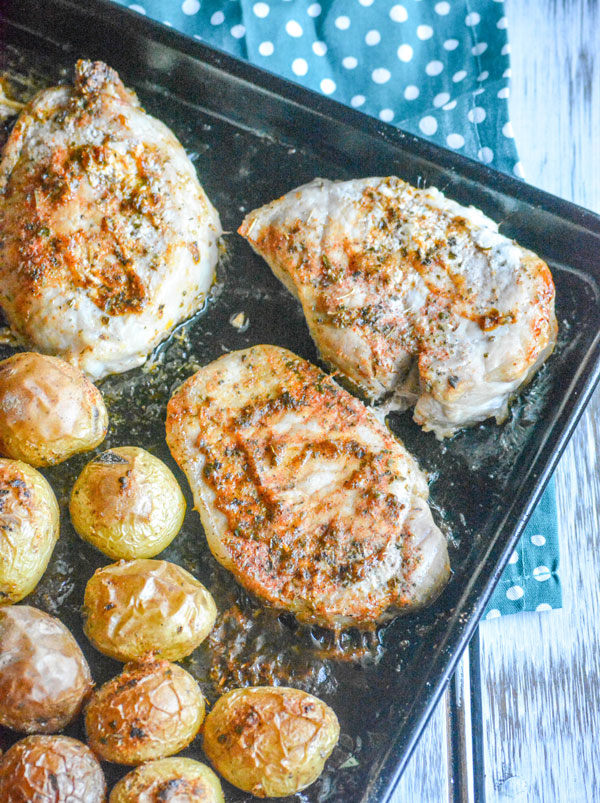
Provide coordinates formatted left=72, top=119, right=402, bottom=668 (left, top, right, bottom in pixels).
left=166, top=344, right=450, bottom=629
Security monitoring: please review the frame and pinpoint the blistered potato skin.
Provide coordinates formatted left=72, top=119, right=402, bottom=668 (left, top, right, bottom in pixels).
left=83, top=559, right=217, bottom=663
left=0, top=605, right=93, bottom=733
left=70, top=446, right=186, bottom=559
left=0, top=735, right=106, bottom=802
left=202, top=686, right=340, bottom=798
left=0, top=459, right=60, bottom=604
left=86, top=657, right=205, bottom=765
left=0, top=352, right=108, bottom=467
left=109, top=757, right=224, bottom=803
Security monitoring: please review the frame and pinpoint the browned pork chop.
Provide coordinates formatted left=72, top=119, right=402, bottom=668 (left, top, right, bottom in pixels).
left=0, top=60, right=221, bottom=380
left=166, top=345, right=449, bottom=629
left=239, top=177, right=557, bottom=438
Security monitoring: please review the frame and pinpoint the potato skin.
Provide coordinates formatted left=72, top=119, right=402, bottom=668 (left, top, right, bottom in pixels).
left=85, top=657, right=205, bottom=765
left=0, top=459, right=60, bottom=604
left=0, top=352, right=107, bottom=467
left=70, top=447, right=186, bottom=559
left=0, top=605, right=93, bottom=733
left=0, top=735, right=106, bottom=802
left=83, top=559, right=217, bottom=663
left=109, top=757, right=224, bottom=803
left=202, top=686, right=339, bottom=798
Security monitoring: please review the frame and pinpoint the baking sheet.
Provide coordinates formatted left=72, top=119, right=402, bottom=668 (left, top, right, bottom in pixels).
left=1, top=2, right=600, bottom=800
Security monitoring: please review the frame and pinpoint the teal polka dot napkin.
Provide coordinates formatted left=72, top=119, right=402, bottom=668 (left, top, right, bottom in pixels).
left=112, top=0, right=561, bottom=617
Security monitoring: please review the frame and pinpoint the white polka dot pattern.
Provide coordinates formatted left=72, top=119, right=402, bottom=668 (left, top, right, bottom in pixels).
left=468, top=106, right=486, bottom=123
left=397, top=44, right=413, bottom=62
left=417, top=25, right=433, bottom=40
left=181, top=0, right=199, bottom=14
left=446, top=133, right=464, bottom=148
left=426, top=60, right=444, bottom=76
left=372, top=68, right=391, bottom=84
left=389, top=5, right=408, bottom=23
left=258, top=41, right=274, bottom=56
left=292, top=58, right=308, bottom=76
left=531, top=534, right=546, bottom=546
left=286, top=20, right=303, bottom=37
left=253, top=2, right=269, bottom=19
left=419, top=115, right=438, bottom=135
left=506, top=586, right=524, bottom=601
left=533, top=566, right=552, bottom=582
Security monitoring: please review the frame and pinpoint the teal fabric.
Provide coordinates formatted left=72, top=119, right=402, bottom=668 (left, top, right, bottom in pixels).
left=112, top=0, right=561, bottom=616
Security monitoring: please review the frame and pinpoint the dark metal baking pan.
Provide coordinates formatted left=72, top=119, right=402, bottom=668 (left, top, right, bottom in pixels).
left=1, top=1, right=600, bottom=800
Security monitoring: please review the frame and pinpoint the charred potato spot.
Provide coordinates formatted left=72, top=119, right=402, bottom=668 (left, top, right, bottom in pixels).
left=83, top=558, right=217, bottom=663
left=0, top=458, right=60, bottom=604
left=0, top=735, right=106, bottom=802
left=85, top=657, right=205, bottom=765
left=109, top=757, right=224, bottom=803
left=0, top=352, right=107, bottom=467
left=0, top=605, right=93, bottom=733
left=202, top=686, right=339, bottom=797
left=70, top=446, right=186, bottom=560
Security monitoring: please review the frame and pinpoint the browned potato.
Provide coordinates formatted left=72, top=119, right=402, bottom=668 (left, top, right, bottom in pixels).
left=0, top=605, right=93, bottom=733
left=85, top=657, right=205, bottom=765
left=203, top=686, right=340, bottom=798
left=109, top=757, right=224, bottom=803
left=0, top=352, right=107, bottom=467
left=0, top=459, right=59, bottom=604
left=70, top=447, right=186, bottom=559
left=83, top=559, right=217, bottom=663
left=0, top=735, right=106, bottom=802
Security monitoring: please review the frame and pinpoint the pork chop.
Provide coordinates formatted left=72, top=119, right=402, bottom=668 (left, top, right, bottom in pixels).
left=0, top=60, right=221, bottom=380
left=239, top=177, right=557, bottom=438
left=166, top=345, right=449, bottom=629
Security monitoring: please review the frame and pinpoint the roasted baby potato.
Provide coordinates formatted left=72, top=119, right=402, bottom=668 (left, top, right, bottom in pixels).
left=0, top=735, right=106, bottom=802
left=0, top=605, right=93, bottom=733
left=203, top=686, right=340, bottom=798
left=85, top=657, right=205, bottom=765
left=0, top=458, right=60, bottom=604
left=83, top=559, right=217, bottom=663
left=70, top=446, right=186, bottom=559
left=109, top=757, right=224, bottom=803
left=0, top=352, right=108, bottom=467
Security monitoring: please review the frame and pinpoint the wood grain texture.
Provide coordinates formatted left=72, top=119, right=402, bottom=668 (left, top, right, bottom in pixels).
left=392, top=690, right=450, bottom=803
left=479, top=1, right=600, bottom=801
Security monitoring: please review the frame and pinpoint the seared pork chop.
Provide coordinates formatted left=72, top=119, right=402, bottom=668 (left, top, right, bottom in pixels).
left=0, top=60, right=221, bottom=380
left=166, top=345, right=449, bottom=629
left=239, top=178, right=557, bottom=438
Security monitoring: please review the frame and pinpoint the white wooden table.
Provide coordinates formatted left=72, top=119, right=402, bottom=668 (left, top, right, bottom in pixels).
left=393, top=1, right=600, bottom=801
